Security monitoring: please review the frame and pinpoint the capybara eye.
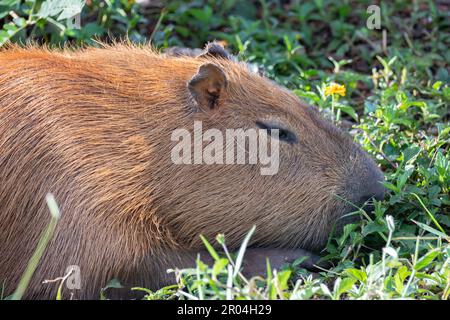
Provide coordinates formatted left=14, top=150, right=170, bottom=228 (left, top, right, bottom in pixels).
left=256, top=121, right=298, bottom=144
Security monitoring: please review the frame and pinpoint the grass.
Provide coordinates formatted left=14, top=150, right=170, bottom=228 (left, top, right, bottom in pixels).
left=0, top=0, right=449, bottom=300
left=10, top=194, right=61, bottom=300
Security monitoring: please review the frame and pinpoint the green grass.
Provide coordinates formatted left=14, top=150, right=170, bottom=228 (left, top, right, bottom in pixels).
left=1, top=0, right=449, bottom=300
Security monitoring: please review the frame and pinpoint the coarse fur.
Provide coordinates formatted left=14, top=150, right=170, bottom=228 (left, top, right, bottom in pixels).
left=0, top=43, right=384, bottom=299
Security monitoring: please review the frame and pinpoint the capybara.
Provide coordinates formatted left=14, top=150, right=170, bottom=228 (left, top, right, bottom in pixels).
left=0, top=42, right=385, bottom=299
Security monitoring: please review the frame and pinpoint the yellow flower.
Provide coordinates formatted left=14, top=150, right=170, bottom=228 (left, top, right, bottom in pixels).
left=325, top=83, right=346, bottom=97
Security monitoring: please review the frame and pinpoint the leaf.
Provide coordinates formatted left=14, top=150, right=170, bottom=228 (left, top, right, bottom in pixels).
left=293, top=90, right=321, bottom=104
left=414, top=250, right=440, bottom=271
left=0, top=0, right=20, bottom=6
left=346, top=268, right=367, bottom=283
left=412, top=220, right=448, bottom=239
left=266, top=259, right=277, bottom=300
left=402, top=146, right=421, bottom=163
left=212, top=258, right=229, bottom=277
left=276, top=270, right=292, bottom=291
left=336, top=104, right=358, bottom=121
left=56, top=284, right=63, bottom=300
left=393, top=265, right=409, bottom=294
left=434, top=151, right=449, bottom=178
left=320, top=283, right=332, bottom=298
left=13, top=17, right=26, bottom=28
left=200, top=234, right=219, bottom=261
left=392, top=117, right=413, bottom=127
left=233, top=225, right=256, bottom=277
left=362, top=221, right=386, bottom=236
left=383, top=246, right=398, bottom=259
left=364, top=101, right=377, bottom=113
left=432, top=81, right=442, bottom=90
left=38, top=0, right=64, bottom=18
left=189, top=6, right=212, bottom=24
left=397, top=164, right=414, bottom=190
left=38, top=0, right=85, bottom=21
left=383, top=181, right=400, bottom=193
left=57, top=0, right=85, bottom=20
left=336, top=278, right=356, bottom=297
left=292, top=256, right=309, bottom=267
left=102, top=278, right=123, bottom=290
left=411, top=193, right=447, bottom=234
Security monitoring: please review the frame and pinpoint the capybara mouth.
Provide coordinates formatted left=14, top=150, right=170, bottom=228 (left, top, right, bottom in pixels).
left=240, top=247, right=325, bottom=278
left=332, top=199, right=379, bottom=239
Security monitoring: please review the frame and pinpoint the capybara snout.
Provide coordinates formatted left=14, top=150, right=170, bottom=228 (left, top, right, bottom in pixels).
left=348, top=153, right=386, bottom=207
left=0, top=42, right=385, bottom=299
left=334, top=143, right=386, bottom=228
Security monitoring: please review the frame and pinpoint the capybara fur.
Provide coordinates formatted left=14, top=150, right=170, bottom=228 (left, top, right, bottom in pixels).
left=0, top=43, right=385, bottom=299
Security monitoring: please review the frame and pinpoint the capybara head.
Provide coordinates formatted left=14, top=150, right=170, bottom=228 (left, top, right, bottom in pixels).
left=160, top=43, right=385, bottom=251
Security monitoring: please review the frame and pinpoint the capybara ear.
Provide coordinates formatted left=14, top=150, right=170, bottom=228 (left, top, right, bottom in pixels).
left=188, top=63, right=228, bottom=111
left=198, top=42, right=232, bottom=60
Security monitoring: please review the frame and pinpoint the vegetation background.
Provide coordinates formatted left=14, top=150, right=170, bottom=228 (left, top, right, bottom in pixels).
left=0, top=0, right=449, bottom=300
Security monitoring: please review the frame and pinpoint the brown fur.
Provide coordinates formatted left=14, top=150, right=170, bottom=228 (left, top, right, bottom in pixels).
left=0, top=43, right=384, bottom=299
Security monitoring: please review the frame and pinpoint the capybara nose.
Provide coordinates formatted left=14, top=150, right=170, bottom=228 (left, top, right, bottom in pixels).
left=360, top=181, right=385, bottom=202
left=355, top=169, right=386, bottom=210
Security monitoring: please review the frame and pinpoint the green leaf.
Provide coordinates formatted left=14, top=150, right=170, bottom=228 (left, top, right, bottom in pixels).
left=102, top=278, right=123, bottom=290
left=38, top=0, right=85, bottom=21
left=13, top=17, right=26, bottom=28
left=412, top=220, right=448, bottom=239
left=200, top=234, right=220, bottom=261
left=336, top=278, right=356, bottom=297
left=276, top=270, right=292, bottom=292
left=336, top=104, right=358, bottom=121
left=189, top=6, right=212, bottom=24
left=345, top=268, right=367, bottom=283
left=212, top=258, right=229, bottom=277
left=233, top=225, right=256, bottom=277
left=402, top=146, right=421, bottom=163
left=393, top=265, right=409, bottom=294
left=414, top=250, right=440, bottom=271
left=0, top=0, right=20, bottom=6
left=292, top=256, right=309, bottom=267
left=383, top=181, right=400, bottom=193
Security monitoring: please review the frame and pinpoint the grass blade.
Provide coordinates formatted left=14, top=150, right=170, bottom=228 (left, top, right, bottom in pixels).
left=11, top=193, right=61, bottom=300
